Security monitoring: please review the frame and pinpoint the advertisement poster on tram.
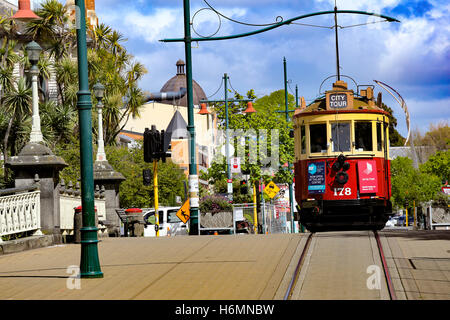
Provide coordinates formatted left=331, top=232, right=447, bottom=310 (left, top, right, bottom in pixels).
left=307, top=161, right=326, bottom=193
left=358, top=160, right=378, bottom=193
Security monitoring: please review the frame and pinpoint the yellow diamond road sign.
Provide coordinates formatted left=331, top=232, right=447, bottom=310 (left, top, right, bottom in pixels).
left=176, top=199, right=190, bottom=224
left=264, top=181, right=280, bottom=199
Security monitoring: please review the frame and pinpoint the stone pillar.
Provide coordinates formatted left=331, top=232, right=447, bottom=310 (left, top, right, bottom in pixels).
left=93, top=161, right=125, bottom=236
left=5, top=143, right=68, bottom=235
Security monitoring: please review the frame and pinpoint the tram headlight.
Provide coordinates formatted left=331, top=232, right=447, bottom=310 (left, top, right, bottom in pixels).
left=342, top=162, right=350, bottom=171
left=332, top=161, right=341, bottom=171
left=335, top=171, right=349, bottom=185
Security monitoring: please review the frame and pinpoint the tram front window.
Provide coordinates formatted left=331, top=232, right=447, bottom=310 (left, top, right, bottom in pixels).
left=377, top=122, right=382, bottom=151
left=331, top=122, right=351, bottom=152
left=355, top=121, right=373, bottom=151
left=310, top=124, right=327, bottom=153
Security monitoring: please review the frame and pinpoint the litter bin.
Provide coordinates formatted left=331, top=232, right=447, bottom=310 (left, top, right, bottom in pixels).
left=125, top=208, right=144, bottom=237
left=74, top=206, right=98, bottom=243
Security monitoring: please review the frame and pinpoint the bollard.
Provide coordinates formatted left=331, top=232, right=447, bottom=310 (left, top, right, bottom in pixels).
left=74, top=206, right=97, bottom=243
left=125, top=208, right=144, bottom=237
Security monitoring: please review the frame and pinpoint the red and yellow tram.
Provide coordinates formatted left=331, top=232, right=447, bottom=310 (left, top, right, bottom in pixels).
left=293, top=80, right=393, bottom=232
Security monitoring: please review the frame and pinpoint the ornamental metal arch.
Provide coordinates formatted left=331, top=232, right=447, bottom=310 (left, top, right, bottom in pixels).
left=161, top=9, right=400, bottom=43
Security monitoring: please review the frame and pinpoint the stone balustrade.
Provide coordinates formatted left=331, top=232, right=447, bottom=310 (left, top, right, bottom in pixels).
left=58, top=179, right=107, bottom=236
left=0, top=177, right=42, bottom=242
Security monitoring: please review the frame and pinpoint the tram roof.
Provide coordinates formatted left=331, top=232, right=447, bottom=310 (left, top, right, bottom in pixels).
left=294, top=80, right=389, bottom=118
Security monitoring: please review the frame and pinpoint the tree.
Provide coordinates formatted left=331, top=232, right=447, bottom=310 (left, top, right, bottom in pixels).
left=2, top=78, right=32, bottom=162
left=414, top=121, right=449, bottom=151
left=390, top=156, right=442, bottom=208
left=202, top=89, right=295, bottom=199
left=420, top=150, right=450, bottom=184
left=105, top=143, right=186, bottom=208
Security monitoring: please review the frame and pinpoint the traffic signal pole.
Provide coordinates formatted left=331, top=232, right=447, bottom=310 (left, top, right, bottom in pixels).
left=154, top=160, right=160, bottom=237
left=253, top=183, right=258, bottom=234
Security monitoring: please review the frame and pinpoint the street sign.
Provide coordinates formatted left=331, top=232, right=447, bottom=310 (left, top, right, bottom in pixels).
left=230, top=157, right=241, bottom=174
left=176, top=199, right=190, bottom=224
left=442, top=187, right=450, bottom=195
left=264, top=181, right=280, bottom=199
left=227, top=182, right=233, bottom=194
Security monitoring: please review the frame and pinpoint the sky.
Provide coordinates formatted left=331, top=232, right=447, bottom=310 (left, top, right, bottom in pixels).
left=13, top=0, right=450, bottom=138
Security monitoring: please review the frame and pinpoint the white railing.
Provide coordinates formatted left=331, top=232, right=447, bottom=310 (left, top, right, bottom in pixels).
left=0, top=191, right=42, bottom=242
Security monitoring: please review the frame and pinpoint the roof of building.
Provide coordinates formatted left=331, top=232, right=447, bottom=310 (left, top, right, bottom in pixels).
left=0, top=0, right=16, bottom=14
left=120, top=130, right=143, bottom=141
left=390, top=146, right=437, bottom=164
left=159, top=60, right=206, bottom=107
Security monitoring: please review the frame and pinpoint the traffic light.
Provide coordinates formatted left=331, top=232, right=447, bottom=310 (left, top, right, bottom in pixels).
left=143, top=169, right=152, bottom=186
left=143, top=128, right=153, bottom=163
left=143, top=125, right=172, bottom=163
left=240, top=180, right=248, bottom=195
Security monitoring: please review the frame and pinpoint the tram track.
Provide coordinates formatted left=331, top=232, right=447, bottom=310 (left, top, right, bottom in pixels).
left=284, top=230, right=396, bottom=300
left=373, top=230, right=397, bottom=300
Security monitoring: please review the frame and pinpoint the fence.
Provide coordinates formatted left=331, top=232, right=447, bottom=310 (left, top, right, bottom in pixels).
left=0, top=186, right=41, bottom=242
left=232, top=203, right=289, bottom=234
left=262, top=203, right=289, bottom=234
left=428, top=204, right=450, bottom=230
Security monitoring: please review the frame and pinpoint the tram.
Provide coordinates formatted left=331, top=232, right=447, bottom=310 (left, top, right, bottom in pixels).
left=293, top=79, right=393, bottom=232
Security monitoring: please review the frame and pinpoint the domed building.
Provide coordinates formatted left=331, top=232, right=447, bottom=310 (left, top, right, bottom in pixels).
left=159, top=60, right=207, bottom=107
left=120, top=60, right=217, bottom=177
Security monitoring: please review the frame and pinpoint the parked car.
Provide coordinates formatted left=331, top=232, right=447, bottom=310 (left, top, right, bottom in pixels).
left=143, top=206, right=188, bottom=237
left=396, top=215, right=415, bottom=226
left=385, top=216, right=398, bottom=227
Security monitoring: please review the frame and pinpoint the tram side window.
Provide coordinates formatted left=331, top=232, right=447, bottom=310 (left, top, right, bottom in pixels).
left=377, top=122, right=382, bottom=151
left=331, top=122, right=351, bottom=152
left=355, top=121, right=373, bottom=151
left=301, top=125, right=306, bottom=154
left=310, top=124, right=327, bottom=153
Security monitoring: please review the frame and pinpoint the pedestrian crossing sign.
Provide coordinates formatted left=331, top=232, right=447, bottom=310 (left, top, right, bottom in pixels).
left=176, top=199, right=190, bottom=224
left=264, top=181, right=280, bottom=199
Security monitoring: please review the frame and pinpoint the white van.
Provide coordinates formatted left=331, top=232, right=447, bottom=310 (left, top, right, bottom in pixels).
left=143, top=206, right=188, bottom=237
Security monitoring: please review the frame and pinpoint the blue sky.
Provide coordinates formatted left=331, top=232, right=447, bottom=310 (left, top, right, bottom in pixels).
left=29, top=0, right=450, bottom=138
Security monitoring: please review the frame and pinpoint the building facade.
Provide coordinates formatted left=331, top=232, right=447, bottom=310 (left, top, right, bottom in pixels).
left=120, top=60, right=219, bottom=176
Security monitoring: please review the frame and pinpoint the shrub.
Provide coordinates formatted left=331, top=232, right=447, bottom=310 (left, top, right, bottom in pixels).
left=199, top=195, right=232, bottom=214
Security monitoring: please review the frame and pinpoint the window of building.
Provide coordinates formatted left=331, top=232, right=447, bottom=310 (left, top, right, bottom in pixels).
left=309, top=124, right=327, bottom=153
left=331, top=122, right=351, bottom=152
left=301, top=125, right=306, bottom=154
left=355, top=121, right=373, bottom=151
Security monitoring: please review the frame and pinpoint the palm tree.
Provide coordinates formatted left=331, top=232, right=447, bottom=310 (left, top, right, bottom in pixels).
left=26, top=0, right=73, bottom=60
left=91, top=23, right=112, bottom=50
left=107, top=30, right=127, bottom=56
left=40, top=100, right=76, bottom=147
left=2, top=78, right=32, bottom=162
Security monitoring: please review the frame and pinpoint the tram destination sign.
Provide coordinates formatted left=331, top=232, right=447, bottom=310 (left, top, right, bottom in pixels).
left=329, top=93, right=348, bottom=109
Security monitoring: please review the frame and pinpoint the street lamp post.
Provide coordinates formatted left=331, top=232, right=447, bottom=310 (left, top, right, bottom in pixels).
left=199, top=73, right=255, bottom=202
left=26, top=41, right=43, bottom=143
left=283, top=58, right=296, bottom=234
left=75, top=0, right=103, bottom=278
left=183, top=0, right=200, bottom=235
